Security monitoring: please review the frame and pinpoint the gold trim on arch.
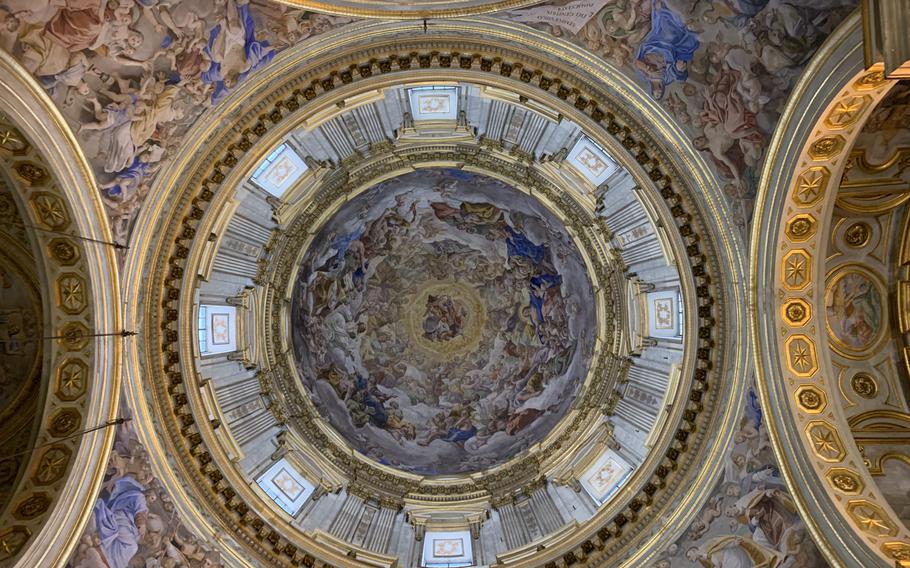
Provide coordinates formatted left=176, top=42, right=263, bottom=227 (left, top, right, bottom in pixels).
left=274, top=0, right=543, bottom=19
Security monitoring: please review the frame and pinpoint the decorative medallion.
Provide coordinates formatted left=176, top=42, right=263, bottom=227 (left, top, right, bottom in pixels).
left=782, top=299, right=811, bottom=326
left=30, top=192, right=68, bottom=229
left=785, top=214, right=816, bottom=242
left=826, top=468, right=864, bottom=494
left=31, top=446, right=71, bottom=485
left=0, top=124, right=28, bottom=154
left=12, top=162, right=48, bottom=186
left=850, top=372, right=878, bottom=399
left=882, top=542, right=910, bottom=564
left=825, top=266, right=885, bottom=357
left=795, top=385, right=826, bottom=413
left=48, top=408, right=81, bottom=437
left=291, top=169, right=596, bottom=475
left=854, top=69, right=887, bottom=90
left=807, top=136, right=845, bottom=160
left=785, top=335, right=818, bottom=376
left=806, top=421, right=846, bottom=462
left=847, top=500, right=898, bottom=537
left=55, top=359, right=88, bottom=401
left=793, top=167, right=830, bottom=206
left=56, top=274, right=86, bottom=314
left=843, top=222, right=871, bottom=248
left=47, top=238, right=80, bottom=266
left=12, top=493, right=50, bottom=520
left=824, top=95, right=870, bottom=129
left=57, top=322, right=90, bottom=351
left=0, top=526, right=31, bottom=562
left=782, top=250, right=811, bottom=290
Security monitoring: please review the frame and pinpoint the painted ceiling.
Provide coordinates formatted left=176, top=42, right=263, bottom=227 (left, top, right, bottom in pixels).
left=0, top=1, right=878, bottom=567
left=0, top=0, right=856, bottom=241
left=291, top=169, right=596, bottom=475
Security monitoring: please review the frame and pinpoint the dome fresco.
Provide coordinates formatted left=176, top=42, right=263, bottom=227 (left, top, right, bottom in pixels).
left=291, top=169, right=597, bottom=474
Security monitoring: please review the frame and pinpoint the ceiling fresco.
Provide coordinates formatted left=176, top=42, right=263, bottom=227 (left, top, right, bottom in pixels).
left=291, top=169, right=596, bottom=475
left=0, top=1, right=879, bottom=566
left=498, top=0, right=857, bottom=227
left=0, top=0, right=856, bottom=243
left=852, top=80, right=910, bottom=159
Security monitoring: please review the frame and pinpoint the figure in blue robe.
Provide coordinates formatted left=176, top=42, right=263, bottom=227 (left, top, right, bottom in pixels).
left=446, top=425, right=478, bottom=442
left=725, top=0, right=771, bottom=27
left=202, top=0, right=275, bottom=104
left=528, top=273, right=562, bottom=337
left=93, top=476, right=151, bottom=568
left=635, top=1, right=700, bottom=99
left=104, top=155, right=152, bottom=198
left=505, top=226, right=546, bottom=264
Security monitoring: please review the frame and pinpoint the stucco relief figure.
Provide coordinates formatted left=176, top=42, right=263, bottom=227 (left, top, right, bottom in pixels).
left=292, top=169, right=596, bottom=475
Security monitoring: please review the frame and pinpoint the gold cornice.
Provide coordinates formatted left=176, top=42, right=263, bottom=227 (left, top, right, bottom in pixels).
left=273, top=0, right=542, bottom=19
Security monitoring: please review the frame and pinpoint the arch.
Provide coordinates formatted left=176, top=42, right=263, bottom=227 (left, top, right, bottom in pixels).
left=751, top=11, right=910, bottom=567
left=0, top=51, right=122, bottom=567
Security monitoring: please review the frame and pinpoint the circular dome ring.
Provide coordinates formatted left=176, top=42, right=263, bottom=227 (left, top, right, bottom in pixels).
left=127, top=18, right=746, bottom=568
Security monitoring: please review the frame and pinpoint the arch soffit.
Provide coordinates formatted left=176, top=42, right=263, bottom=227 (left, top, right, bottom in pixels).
left=751, top=12, right=910, bottom=568
left=0, top=50, right=122, bottom=568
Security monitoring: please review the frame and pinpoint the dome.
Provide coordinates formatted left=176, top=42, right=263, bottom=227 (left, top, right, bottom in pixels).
left=291, top=168, right=597, bottom=475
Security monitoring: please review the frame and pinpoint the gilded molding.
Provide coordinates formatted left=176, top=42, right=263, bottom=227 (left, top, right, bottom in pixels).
left=751, top=11, right=910, bottom=565
left=0, top=51, right=121, bottom=568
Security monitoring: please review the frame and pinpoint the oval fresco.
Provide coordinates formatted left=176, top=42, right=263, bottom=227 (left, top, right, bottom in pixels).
left=825, top=266, right=885, bottom=356
left=291, top=168, right=597, bottom=475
